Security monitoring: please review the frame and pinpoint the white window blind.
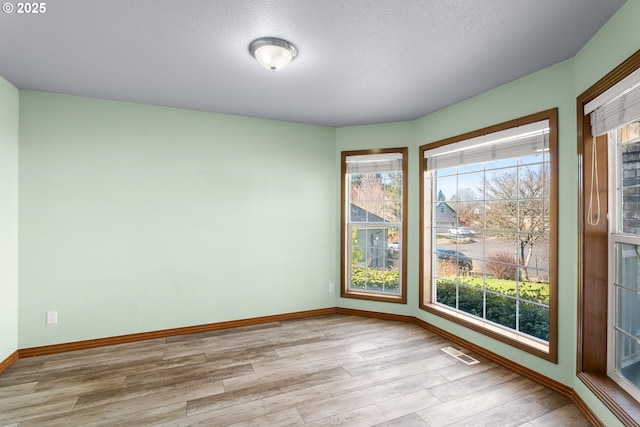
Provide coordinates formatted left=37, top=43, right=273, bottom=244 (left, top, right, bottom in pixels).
left=424, top=120, right=549, bottom=170
left=586, top=68, right=640, bottom=137
left=346, top=152, right=403, bottom=174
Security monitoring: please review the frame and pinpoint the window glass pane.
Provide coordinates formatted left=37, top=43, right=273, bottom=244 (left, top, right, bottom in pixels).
left=386, top=227, right=401, bottom=268
left=485, top=231, right=517, bottom=260
left=492, top=274, right=517, bottom=298
left=519, top=301, right=549, bottom=341
left=486, top=291, right=516, bottom=329
left=470, top=259, right=484, bottom=279
left=435, top=175, right=457, bottom=202
left=434, top=201, right=457, bottom=235
left=384, top=191, right=402, bottom=222
left=350, top=174, right=364, bottom=207
left=614, top=243, right=640, bottom=356
left=351, top=266, right=400, bottom=293
left=518, top=152, right=545, bottom=167
left=459, top=163, right=484, bottom=174
left=519, top=280, right=550, bottom=305
left=486, top=158, right=517, bottom=170
left=621, top=187, right=640, bottom=235
left=519, top=164, right=546, bottom=198
left=518, top=232, right=549, bottom=283
left=615, top=330, right=640, bottom=390
left=367, top=201, right=384, bottom=222
left=456, top=172, right=484, bottom=200
left=485, top=200, right=518, bottom=232
left=435, top=279, right=457, bottom=309
left=518, top=200, right=545, bottom=231
left=349, top=225, right=401, bottom=294
left=621, top=122, right=640, bottom=144
left=435, top=166, right=457, bottom=177
left=621, top=140, right=640, bottom=234
left=350, top=224, right=367, bottom=266
left=344, top=150, right=405, bottom=300
left=367, top=229, right=385, bottom=268
left=616, top=286, right=640, bottom=339
left=617, top=243, right=640, bottom=292
left=435, top=247, right=463, bottom=277
left=450, top=200, right=484, bottom=234
left=485, top=257, right=517, bottom=284
left=485, top=168, right=517, bottom=200
left=452, top=187, right=484, bottom=205
left=608, top=125, right=640, bottom=400
left=458, top=284, right=483, bottom=318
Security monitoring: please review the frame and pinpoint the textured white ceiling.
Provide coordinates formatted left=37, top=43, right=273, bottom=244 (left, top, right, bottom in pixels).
left=0, top=0, right=627, bottom=127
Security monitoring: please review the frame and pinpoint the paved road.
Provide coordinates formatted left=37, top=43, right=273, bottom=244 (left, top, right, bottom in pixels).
left=438, top=234, right=549, bottom=280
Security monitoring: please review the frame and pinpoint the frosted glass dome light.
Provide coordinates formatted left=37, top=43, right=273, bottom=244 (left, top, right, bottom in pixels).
left=249, top=37, right=298, bottom=71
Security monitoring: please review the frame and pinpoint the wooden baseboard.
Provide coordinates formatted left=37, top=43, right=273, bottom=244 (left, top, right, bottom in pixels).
left=335, top=307, right=414, bottom=323
left=577, top=372, right=640, bottom=427
left=2, top=306, right=605, bottom=425
left=570, top=387, right=606, bottom=427
left=18, top=307, right=337, bottom=358
left=0, top=350, right=19, bottom=375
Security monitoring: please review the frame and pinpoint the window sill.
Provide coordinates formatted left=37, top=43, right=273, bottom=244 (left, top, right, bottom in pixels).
left=578, top=371, right=640, bottom=426
left=341, top=289, right=407, bottom=304
left=420, top=302, right=555, bottom=362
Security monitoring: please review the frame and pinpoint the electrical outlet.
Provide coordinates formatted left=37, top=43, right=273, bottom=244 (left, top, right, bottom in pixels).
left=328, top=283, right=335, bottom=293
left=46, top=311, right=58, bottom=325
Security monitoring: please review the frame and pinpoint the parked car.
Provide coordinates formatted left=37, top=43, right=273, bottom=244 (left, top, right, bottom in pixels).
left=386, top=242, right=399, bottom=263
left=436, top=248, right=473, bottom=273
left=448, top=227, right=473, bottom=236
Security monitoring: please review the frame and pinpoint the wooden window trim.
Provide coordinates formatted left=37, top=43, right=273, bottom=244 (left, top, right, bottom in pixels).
left=418, top=109, right=559, bottom=363
left=577, top=49, right=640, bottom=426
left=340, top=147, right=408, bottom=304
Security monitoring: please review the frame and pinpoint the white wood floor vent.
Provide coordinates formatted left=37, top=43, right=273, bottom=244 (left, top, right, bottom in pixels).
left=441, top=346, right=480, bottom=365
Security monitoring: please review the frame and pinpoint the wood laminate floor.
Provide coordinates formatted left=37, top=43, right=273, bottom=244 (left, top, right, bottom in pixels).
left=0, top=314, right=590, bottom=426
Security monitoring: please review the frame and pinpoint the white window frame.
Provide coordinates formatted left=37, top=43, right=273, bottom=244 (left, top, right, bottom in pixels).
left=607, top=128, right=640, bottom=402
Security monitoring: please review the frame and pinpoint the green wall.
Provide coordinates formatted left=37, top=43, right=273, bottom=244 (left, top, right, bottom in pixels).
left=573, top=0, right=640, bottom=96
left=337, top=59, right=575, bottom=380
left=0, top=76, right=19, bottom=362
left=18, top=92, right=337, bottom=347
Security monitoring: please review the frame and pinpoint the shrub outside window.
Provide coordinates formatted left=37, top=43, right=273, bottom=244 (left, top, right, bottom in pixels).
left=419, top=109, right=558, bottom=361
left=341, top=148, right=407, bottom=303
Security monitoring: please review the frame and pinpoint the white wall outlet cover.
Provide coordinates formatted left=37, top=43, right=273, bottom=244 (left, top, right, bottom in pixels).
left=46, top=311, right=58, bottom=325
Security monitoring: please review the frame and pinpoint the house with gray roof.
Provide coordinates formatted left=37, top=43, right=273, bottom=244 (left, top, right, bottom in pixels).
left=350, top=204, right=398, bottom=269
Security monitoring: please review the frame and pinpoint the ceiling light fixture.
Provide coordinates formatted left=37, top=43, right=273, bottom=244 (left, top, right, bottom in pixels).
left=249, top=37, right=298, bottom=71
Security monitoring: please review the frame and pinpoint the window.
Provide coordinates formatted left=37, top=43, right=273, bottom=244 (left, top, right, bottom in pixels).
left=341, top=148, right=407, bottom=303
left=579, top=51, right=640, bottom=423
left=420, top=109, right=558, bottom=361
left=609, top=124, right=640, bottom=402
